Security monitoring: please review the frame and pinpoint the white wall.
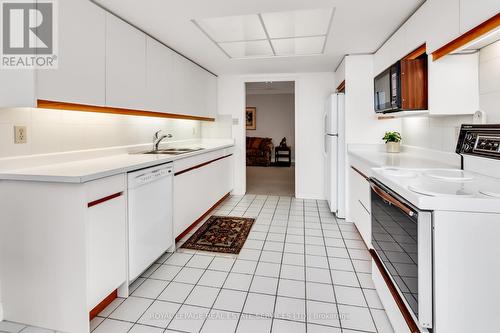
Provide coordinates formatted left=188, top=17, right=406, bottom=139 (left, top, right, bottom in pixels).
left=246, top=93, right=295, bottom=159
left=344, top=55, right=401, bottom=145
left=217, top=72, right=334, bottom=199
left=480, top=40, right=500, bottom=123
left=0, top=108, right=202, bottom=158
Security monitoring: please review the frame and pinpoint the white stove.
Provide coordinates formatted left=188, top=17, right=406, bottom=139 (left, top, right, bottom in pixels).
left=369, top=125, right=500, bottom=333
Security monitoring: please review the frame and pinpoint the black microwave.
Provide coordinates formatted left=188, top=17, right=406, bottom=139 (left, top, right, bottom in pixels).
left=374, top=58, right=428, bottom=113
left=374, top=62, right=401, bottom=113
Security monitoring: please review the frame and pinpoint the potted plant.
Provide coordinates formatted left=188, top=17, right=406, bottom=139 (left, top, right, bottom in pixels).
left=383, top=131, right=402, bottom=153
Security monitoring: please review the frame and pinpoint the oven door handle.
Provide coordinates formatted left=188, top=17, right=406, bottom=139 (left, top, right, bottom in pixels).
left=370, top=183, right=415, bottom=217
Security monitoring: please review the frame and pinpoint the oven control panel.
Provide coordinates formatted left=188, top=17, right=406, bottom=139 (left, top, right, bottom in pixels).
left=456, top=125, right=500, bottom=159
left=475, top=136, right=500, bottom=153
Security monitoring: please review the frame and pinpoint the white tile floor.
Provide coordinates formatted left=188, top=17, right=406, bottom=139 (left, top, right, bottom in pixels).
left=0, top=195, right=394, bottom=333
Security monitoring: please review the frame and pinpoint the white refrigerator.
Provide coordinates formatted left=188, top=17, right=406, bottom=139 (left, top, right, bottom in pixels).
left=324, top=93, right=345, bottom=218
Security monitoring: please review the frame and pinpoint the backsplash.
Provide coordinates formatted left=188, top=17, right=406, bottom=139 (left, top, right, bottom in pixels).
left=0, top=108, right=202, bottom=158
left=402, top=115, right=473, bottom=152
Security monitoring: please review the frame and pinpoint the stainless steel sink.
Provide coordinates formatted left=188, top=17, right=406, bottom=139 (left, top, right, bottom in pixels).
left=140, top=148, right=205, bottom=155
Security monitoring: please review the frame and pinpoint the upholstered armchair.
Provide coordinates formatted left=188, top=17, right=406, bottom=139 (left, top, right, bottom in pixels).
left=246, top=137, right=274, bottom=167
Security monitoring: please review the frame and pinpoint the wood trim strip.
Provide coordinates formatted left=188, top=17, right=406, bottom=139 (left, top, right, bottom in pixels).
left=432, top=13, right=500, bottom=61
left=89, top=289, right=117, bottom=320
left=351, top=166, right=369, bottom=180
left=175, top=192, right=230, bottom=242
left=37, top=100, right=216, bottom=122
left=403, top=44, right=426, bottom=60
left=88, top=192, right=123, bottom=208
left=370, top=249, right=420, bottom=333
left=377, top=115, right=396, bottom=120
left=336, top=80, right=345, bottom=93
left=174, top=154, right=233, bottom=176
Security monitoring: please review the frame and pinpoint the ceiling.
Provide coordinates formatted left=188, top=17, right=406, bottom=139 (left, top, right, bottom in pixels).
left=93, top=0, right=425, bottom=75
left=246, top=81, right=295, bottom=95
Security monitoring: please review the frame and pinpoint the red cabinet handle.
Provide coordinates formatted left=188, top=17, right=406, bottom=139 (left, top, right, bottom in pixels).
left=87, top=192, right=123, bottom=208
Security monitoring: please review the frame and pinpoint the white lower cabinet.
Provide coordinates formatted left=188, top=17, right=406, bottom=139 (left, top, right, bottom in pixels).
left=174, top=153, right=233, bottom=238
left=348, top=165, right=371, bottom=247
left=86, top=176, right=127, bottom=310
left=0, top=174, right=127, bottom=333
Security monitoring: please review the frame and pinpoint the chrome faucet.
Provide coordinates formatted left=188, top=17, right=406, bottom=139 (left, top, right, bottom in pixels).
left=153, top=130, right=173, bottom=151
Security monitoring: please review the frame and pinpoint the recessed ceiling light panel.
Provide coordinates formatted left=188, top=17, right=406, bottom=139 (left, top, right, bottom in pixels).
left=219, top=40, right=274, bottom=58
left=197, top=14, right=266, bottom=42
left=193, top=8, right=335, bottom=59
left=272, top=36, right=326, bottom=56
left=261, top=8, right=334, bottom=39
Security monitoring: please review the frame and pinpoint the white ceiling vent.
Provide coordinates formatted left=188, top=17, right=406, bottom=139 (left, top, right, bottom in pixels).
left=193, top=8, right=335, bottom=59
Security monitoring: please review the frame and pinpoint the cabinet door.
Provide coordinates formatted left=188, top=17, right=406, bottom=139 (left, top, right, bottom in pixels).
left=146, top=37, right=174, bottom=113
left=426, top=0, right=460, bottom=53
left=0, top=70, right=35, bottom=107
left=87, top=193, right=127, bottom=310
left=172, top=54, right=215, bottom=117
left=348, top=166, right=371, bottom=247
left=460, top=0, right=500, bottom=33
left=428, top=53, right=479, bottom=115
left=105, top=13, right=146, bottom=110
left=204, top=73, right=218, bottom=118
left=86, top=175, right=127, bottom=310
left=173, top=155, right=233, bottom=238
left=37, top=0, right=105, bottom=106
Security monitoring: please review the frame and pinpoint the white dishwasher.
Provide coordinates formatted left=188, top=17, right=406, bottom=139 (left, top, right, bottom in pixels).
left=128, top=163, right=173, bottom=281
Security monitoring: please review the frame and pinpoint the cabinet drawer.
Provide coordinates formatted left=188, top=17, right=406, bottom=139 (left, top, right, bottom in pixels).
left=355, top=199, right=371, bottom=248
left=351, top=166, right=371, bottom=211
left=85, top=174, right=126, bottom=204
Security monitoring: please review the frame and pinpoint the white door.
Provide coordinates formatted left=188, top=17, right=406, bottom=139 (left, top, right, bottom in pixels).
left=325, top=135, right=338, bottom=213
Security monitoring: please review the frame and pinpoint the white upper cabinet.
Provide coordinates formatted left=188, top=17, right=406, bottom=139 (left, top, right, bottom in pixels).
left=205, top=74, right=217, bottom=118
left=428, top=53, right=479, bottom=115
left=425, top=0, right=460, bottom=53
left=105, top=13, right=147, bottom=110
left=145, top=37, right=174, bottom=113
left=37, top=0, right=105, bottom=106
left=460, top=0, right=500, bottom=33
left=0, top=70, right=36, bottom=108
left=173, top=54, right=209, bottom=117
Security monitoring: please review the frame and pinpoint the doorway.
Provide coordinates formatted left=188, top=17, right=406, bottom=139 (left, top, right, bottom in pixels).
left=245, top=81, right=295, bottom=196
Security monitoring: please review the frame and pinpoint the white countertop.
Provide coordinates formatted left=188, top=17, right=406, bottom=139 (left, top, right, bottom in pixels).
left=0, top=139, right=234, bottom=183
left=348, top=144, right=460, bottom=170
left=348, top=145, right=500, bottom=213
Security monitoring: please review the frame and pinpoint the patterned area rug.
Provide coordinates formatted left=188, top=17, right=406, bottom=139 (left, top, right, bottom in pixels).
left=181, top=216, right=255, bottom=254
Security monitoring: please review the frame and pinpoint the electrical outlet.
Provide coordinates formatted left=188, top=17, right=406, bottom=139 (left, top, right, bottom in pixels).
left=14, top=126, right=27, bottom=144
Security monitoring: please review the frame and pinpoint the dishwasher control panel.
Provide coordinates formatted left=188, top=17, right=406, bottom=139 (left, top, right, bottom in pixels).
left=129, top=164, right=173, bottom=187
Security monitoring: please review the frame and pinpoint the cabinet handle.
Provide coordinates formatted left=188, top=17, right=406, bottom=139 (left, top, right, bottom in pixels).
left=351, top=166, right=368, bottom=180
left=175, top=154, right=232, bottom=176
left=88, top=192, right=123, bottom=208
